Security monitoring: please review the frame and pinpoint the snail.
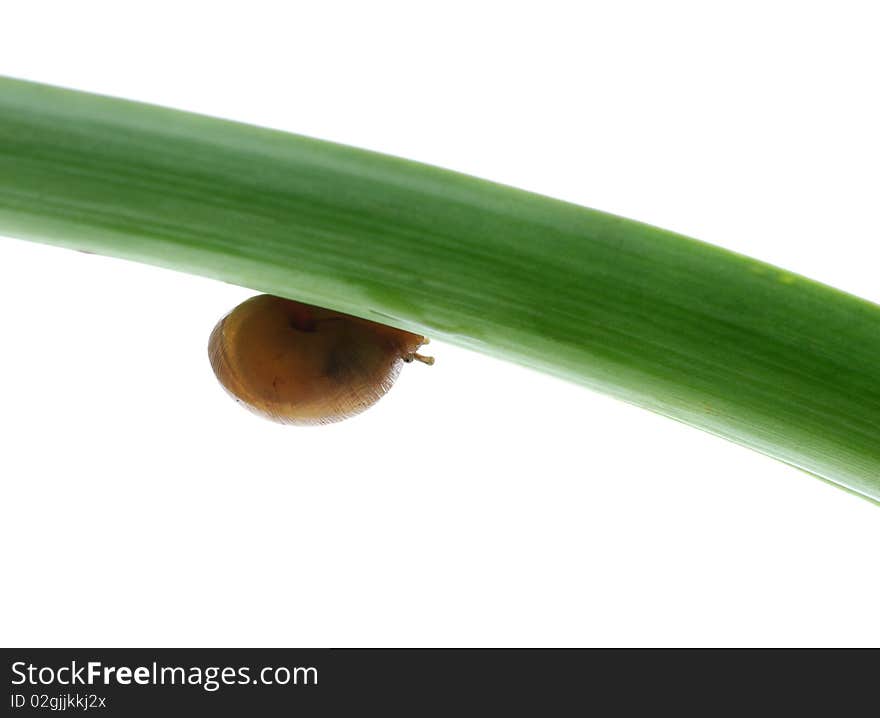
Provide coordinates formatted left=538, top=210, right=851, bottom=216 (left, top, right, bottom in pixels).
left=208, top=294, right=433, bottom=424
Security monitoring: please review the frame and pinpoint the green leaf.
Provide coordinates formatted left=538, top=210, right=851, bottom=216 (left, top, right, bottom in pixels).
left=2, top=76, right=879, bottom=502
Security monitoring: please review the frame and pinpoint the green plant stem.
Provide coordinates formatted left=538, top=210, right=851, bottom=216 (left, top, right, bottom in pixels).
left=1, top=76, right=879, bottom=501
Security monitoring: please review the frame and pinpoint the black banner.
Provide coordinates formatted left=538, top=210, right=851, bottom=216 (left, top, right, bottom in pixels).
left=1, top=648, right=875, bottom=715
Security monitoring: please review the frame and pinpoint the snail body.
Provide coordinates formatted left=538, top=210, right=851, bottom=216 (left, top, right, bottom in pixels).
left=208, top=294, right=432, bottom=424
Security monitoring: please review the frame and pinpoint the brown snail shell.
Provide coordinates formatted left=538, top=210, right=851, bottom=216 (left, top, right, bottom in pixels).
left=208, top=294, right=433, bottom=425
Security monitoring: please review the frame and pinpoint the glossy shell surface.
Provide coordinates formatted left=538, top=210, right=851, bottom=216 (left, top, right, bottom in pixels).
left=209, top=295, right=429, bottom=424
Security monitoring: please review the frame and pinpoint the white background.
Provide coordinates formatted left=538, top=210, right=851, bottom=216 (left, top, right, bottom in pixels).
left=1, top=1, right=878, bottom=647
